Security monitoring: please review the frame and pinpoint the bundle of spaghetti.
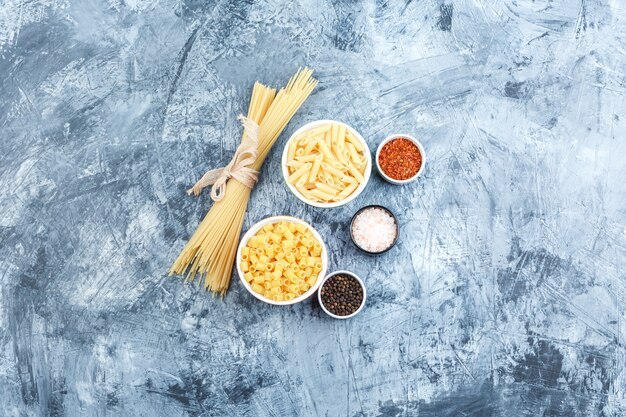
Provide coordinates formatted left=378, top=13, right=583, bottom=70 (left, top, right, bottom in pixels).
left=170, top=68, right=318, bottom=295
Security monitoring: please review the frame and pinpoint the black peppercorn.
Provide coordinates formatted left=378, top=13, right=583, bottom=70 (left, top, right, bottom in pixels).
left=320, top=274, right=364, bottom=316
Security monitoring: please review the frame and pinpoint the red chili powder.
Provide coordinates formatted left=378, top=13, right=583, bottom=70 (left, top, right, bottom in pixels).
left=378, top=138, right=422, bottom=180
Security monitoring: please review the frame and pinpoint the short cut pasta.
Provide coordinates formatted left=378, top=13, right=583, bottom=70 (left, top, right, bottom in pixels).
left=241, top=220, right=323, bottom=301
left=285, top=122, right=367, bottom=203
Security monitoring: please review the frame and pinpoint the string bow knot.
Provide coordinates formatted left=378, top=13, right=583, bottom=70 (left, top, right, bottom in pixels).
left=187, top=116, right=259, bottom=202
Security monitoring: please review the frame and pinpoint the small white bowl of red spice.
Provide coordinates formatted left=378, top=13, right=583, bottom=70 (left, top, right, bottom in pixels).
left=375, top=134, right=425, bottom=184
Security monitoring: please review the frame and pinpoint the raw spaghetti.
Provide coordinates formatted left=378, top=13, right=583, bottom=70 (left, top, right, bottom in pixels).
left=170, top=68, right=318, bottom=295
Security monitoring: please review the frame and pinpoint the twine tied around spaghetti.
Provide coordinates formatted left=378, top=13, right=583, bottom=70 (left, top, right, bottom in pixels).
left=187, top=116, right=259, bottom=202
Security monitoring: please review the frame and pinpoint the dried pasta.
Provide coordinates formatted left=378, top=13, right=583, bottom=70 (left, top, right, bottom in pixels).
left=285, top=122, right=367, bottom=203
left=241, top=220, right=323, bottom=301
left=170, top=69, right=318, bottom=295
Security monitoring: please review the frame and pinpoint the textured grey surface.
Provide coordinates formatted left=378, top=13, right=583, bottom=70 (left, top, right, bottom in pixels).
left=1, top=1, right=625, bottom=416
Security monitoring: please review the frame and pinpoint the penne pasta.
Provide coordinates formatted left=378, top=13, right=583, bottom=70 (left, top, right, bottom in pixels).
left=303, top=138, right=318, bottom=155
left=296, top=176, right=307, bottom=188
left=346, top=161, right=364, bottom=182
left=331, top=123, right=339, bottom=143
left=346, top=142, right=361, bottom=163
left=334, top=142, right=348, bottom=165
left=338, top=182, right=358, bottom=199
left=336, top=124, right=346, bottom=146
left=295, top=154, right=318, bottom=162
left=321, top=162, right=345, bottom=179
left=287, top=139, right=297, bottom=163
left=284, top=121, right=368, bottom=203
left=306, top=125, right=331, bottom=137
left=317, top=139, right=338, bottom=165
left=296, top=185, right=316, bottom=202
left=287, top=162, right=312, bottom=184
left=315, top=182, right=340, bottom=196
left=310, top=188, right=336, bottom=202
left=287, top=159, right=304, bottom=170
left=345, top=132, right=361, bottom=147
left=308, top=154, right=323, bottom=183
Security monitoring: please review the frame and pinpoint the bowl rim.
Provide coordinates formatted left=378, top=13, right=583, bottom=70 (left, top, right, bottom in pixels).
left=375, top=133, right=425, bottom=184
left=236, top=215, right=328, bottom=306
left=349, top=204, right=399, bottom=255
left=281, top=119, right=372, bottom=208
left=317, top=270, right=367, bottom=319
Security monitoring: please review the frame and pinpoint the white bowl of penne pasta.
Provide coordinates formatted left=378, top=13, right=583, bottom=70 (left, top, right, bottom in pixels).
left=282, top=120, right=372, bottom=208
left=236, top=216, right=329, bottom=305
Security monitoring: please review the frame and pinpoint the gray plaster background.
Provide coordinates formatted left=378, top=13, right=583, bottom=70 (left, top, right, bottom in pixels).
left=1, top=0, right=625, bottom=416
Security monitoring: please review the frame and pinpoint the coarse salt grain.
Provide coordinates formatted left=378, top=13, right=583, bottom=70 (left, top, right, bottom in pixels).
left=351, top=207, right=397, bottom=253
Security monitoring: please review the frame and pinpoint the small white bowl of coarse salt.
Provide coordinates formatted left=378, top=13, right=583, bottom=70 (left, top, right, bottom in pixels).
left=350, top=205, right=399, bottom=255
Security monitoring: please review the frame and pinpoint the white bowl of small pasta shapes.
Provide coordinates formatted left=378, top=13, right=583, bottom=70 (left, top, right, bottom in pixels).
left=281, top=120, right=372, bottom=208
left=236, top=216, right=329, bottom=305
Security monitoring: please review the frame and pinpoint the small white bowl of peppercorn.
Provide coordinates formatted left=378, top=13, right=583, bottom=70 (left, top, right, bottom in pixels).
left=376, top=134, right=425, bottom=185
left=318, top=270, right=366, bottom=319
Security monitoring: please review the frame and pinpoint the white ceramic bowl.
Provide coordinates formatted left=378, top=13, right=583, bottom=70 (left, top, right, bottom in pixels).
left=375, top=134, right=425, bottom=185
left=317, top=270, right=367, bottom=319
left=281, top=120, right=372, bottom=208
left=236, top=216, right=328, bottom=306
